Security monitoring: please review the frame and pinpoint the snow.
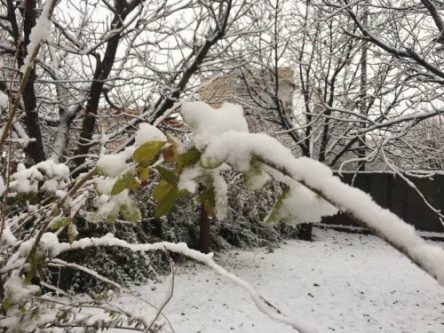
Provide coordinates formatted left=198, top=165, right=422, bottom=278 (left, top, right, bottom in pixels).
left=14, top=233, right=62, bottom=267
left=18, top=237, right=35, bottom=257
left=3, top=101, right=444, bottom=331
left=96, top=190, right=129, bottom=221
left=178, top=166, right=229, bottom=220
left=287, top=158, right=444, bottom=285
left=95, top=177, right=116, bottom=194
left=9, top=160, right=69, bottom=194
left=56, top=234, right=311, bottom=331
left=134, top=123, right=167, bottom=146
left=201, top=131, right=272, bottom=171
left=0, top=90, right=8, bottom=109
left=182, top=102, right=249, bottom=149
left=97, top=153, right=128, bottom=177
left=212, top=169, right=228, bottom=220
left=40, top=178, right=58, bottom=193
left=178, top=165, right=203, bottom=193
left=0, top=228, right=17, bottom=246
left=3, top=274, right=40, bottom=305
left=69, top=192, right=88, bottom=218
left=17, top=232, right=59, bottom=259
left=36, top=159, right=70, bottom=178
left=279, top=182, right=338, bottom=225
left=21, top=0, right=53, bottom=71
left=9, top=163, right=43, bottom=193
left=197, top=130, right=444, bottom=285
left=39, top=232, right=61, bottom=257
left=1, top=273, right=56, bottom=332
left=96, top=123, right=166, bottom=176
left=245, top=166, right=270, bottom=190
left=93, top=228, right=444, bottom=333
left=0, top=175, right=4, bottom=196
left=178, top=102, right=444, bottom=284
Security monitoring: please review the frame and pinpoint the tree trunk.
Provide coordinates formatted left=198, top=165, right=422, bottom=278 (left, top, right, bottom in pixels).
left=199, top=204, right=210, bottom=254
left=297, top=223, right=313, bottom=241
left=357, top=0, right=368, bottom=171
left=72, top=2, right=135, bottom=170
left=21, top=0, right=46, bottom=163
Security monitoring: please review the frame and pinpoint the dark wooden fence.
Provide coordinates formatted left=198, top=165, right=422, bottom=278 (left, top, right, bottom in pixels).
left=322, top=172, right=444, bottom=232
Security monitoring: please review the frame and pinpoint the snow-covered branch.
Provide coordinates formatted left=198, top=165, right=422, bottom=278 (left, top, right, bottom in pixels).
left=201, top=130, right=444, bottom=285
left=50, top=235, right=313, bottom=333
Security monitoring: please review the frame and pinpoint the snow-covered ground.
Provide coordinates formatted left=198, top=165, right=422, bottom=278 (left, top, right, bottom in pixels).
left=111, top=228, right=444, bottom=333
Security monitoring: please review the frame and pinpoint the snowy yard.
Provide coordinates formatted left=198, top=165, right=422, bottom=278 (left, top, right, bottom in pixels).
left=5, top=1, right=444, bottom=332
left=109, top=228, right=444, bottom=333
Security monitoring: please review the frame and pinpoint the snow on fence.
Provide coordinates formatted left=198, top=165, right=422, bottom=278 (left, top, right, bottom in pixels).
left=323, top=172, right=444, bottom=233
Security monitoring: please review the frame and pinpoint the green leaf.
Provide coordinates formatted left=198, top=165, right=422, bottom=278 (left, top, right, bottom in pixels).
left=264, top=187, right=289, bottom=224
left=133, top=141, right=166, bottom=166
left=200, top=156, right=223, bottom=169
left=177, top=148, right=201, bottom=169
left=50, top=217, right=71, bottom=230
left=106, top=210, right=119, bottom=223
left=199, top=188, right=216, bottom=218
left=155, top=187, right=180, bottom=218
left=111, top=171, right=138, bottom=195
left=137, top=166, right=150, bottom=182
left=178, top=189, right=188, bottom=200
left=156, top=166, right=179, bottom=185
left=128, top=177, right=139, bottom=190
left=85, top=212, right=102, bottom=224
left=25, top=253, right=46, bottom=285
left=67, top=224, right=78, bottom=243
left=244, top=159, right=267, bottom=190
left=92, top=292, right=107, bottom=301
left=120, top=202, right=142, bottom=222
left=95, top=165, right=107, bottom=176
left=112, top=176, right=129, bottom=195
left=2, top=298, right=12, bottom=311
left=153, top=179, right=174, bottom=202
left=31, top=307, right=40, bottom=318
left=198, top=186, right=216, bottom=218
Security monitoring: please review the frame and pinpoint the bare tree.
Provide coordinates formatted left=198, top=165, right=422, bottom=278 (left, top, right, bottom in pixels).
left=329, top=0, right=444, bottom=171
left=0, top=0, right=252, bottom=176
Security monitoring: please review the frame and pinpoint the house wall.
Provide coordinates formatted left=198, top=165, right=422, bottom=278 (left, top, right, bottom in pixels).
left=198, top=68, right=298, bottom=150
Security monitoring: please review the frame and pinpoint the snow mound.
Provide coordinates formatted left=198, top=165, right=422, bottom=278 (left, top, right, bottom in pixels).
left=134, top=123, right=167, bottom=146
left=182, top=102, right=249, bottom=149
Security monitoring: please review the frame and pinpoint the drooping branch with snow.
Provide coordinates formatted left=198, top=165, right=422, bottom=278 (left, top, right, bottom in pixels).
left=1, top=101, right=443, bottom=333
left=182, top=101, right=444, bottom=284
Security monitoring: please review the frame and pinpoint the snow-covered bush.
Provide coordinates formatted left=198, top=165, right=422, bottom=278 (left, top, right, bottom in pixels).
left=9, top=160, right=69, bottom=198
left=1, top=101, right=444, bottom=332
